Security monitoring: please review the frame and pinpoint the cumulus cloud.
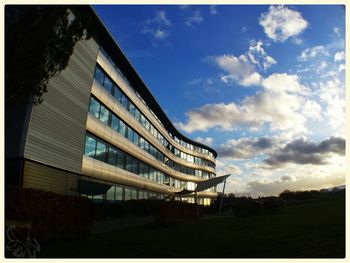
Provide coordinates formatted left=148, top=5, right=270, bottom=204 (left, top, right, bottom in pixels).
left=185, top=10, right=204, bottom=27
left=142, top=10, right=171, bottom=40
left=218, top=136, right=277, bottom=159
left=298, top=45, right=329, bottom=61
left=215, top=40, right=275, bottom=87
left=259, top=5, right=308, bottom=42
left=195, top=136, right=214, bottom=146
left=319, top=79, right=345, bottom=132
left=334, top=51, right=345, bottom=62
left=178, top=73, right=313, bottom=134
left=261, top=73, right=307, bottom=94
left=263, top=137, right=345, bottom=167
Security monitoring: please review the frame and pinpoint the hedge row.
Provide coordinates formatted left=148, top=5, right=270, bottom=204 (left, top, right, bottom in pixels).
left=5, top=185, right=92, bottom=242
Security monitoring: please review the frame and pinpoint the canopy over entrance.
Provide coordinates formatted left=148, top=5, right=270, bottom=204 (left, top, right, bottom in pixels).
left=175, top=174, right=231, bottom=196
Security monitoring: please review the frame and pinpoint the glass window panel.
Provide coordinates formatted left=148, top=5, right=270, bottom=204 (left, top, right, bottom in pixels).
left=84, top=135, right=96, bottom=157
left=121, top=94, right=128, bottom=109
left=133, top=132, right=139, bottom=146
left=124, top=188, right=131, bottom=201
left=111, top=115, right=119, bottom=131
left=89, top=97, right=100, bottom=118
left=94, top=67, right=105, bottom=86
left=132, top=158, right=138, bottom=174
left=119, top=120, right=126, bottom=137
left=99, top=105, right=109, bottom=125
left=108, top=148, right=117, bottom=166
left=127, top=127, right=134, bottom=142
left=115, top=186, right=123, bottom=201
left=114, top=87, right=122, bottom=103
left=144, top=140, right=149, bottom=152
left=116, top=149, right=124, bottom=169
left=106, top=186, right=115, bottom=201
left=139, top=137, right=145, bottom=150
left=134, top=108, right=140, bottom=122
left=103, top=76, right=113, bottom=94
left=129, top=103, right=136, bottom=117
left=125, top=156, right=132, bottom=172
left=96, top=142, right=107, bottom=162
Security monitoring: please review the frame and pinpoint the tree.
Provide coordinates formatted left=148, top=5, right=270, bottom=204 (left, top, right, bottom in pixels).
left=5, top=5, right=94, bottom=107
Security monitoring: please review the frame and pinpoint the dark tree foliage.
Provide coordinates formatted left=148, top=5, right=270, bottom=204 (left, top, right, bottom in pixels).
left=5, top=5, right=94, bottom=107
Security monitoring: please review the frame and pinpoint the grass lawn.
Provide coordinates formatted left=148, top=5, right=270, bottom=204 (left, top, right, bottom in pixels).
left=39, top=192, right=345, bottom=258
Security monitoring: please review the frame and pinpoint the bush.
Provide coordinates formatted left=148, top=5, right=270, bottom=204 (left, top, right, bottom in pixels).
left=5, top=185, right=92, bottom=242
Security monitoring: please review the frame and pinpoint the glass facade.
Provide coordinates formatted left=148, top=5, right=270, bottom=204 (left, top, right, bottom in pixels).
left=88, top=96, right=215, bottom=178
left=84, top=133, right=216, bottom=193
left=93, top=66, right=216, bottom=169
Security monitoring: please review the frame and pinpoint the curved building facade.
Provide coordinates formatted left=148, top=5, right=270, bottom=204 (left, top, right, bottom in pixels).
left=5, top=6, right=217, bottom=205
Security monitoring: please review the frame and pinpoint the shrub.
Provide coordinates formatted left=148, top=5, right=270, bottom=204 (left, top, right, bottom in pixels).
left=5, top=185, right=92, bottom=242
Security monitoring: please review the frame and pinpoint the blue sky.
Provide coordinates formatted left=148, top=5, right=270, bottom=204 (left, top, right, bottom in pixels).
left=93, top=5, right=346, bottom=197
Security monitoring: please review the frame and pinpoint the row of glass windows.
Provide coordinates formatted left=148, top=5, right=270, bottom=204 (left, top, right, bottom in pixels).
left=84, top=133, right=214, bottom=191
left=81, top=182, right=212, bottom=205
left=94, top=64, right=215, bottom=169
left=89, top=95, right=215, bottom=177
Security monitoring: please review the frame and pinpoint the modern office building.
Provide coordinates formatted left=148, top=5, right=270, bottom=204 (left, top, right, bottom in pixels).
left=5, top=6, right=219, bottom=205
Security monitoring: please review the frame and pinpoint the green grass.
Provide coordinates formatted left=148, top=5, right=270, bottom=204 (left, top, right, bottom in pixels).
left=39, top=192, right=345, bottom=258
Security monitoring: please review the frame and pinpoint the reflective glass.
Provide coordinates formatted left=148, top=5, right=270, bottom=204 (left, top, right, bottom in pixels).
left=84, top=135, right=96, bottom=157
left=119, top=120, right=126, bottom=136
left=108, top=148, right=117, bottom=166
left=99, top=105, right=109, bottom=124
left=111, top=115, right=119, bottom=131
left=96, top=142, right=107, bottom=162
left=89, top=97, right=100, bottom=118
left=106, top=186, right=115, bottom=200
left=115, top=186, right=123, bottom=201
left=114, top=87, right=122, bottom=102
left=94, top=67, right=105, bottom=86
left=103, top=77, right=113, bottom=94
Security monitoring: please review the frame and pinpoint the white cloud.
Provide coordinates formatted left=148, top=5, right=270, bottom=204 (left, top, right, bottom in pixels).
left=333, top=27, right=341, bottom=37
left=216, top=54, right=262, bottom=87
left=338, top=64, right=345, bottom=72
left=210, top=5, right=218, bottom=15
left=178, top=78, right=308, bottom=134
left=302, top=100, right=322, bottom=121
left=298, top=45, right=329, bottom=61
left=291, top=37, right=303, bottom=45
left=185, top=10, right=204, bottom=27
left=142, top=10, right=172, bottom=40
left=334, top=51, right=345, bottom=62
left=319, top=79, right=345, bottom=133
left=248, top=40, right=277, bottom=70
left=195, top=136, right=214, bottom=146
left=261, top=73, right=307, bottom=94
left=259, top=5, right=308, bottom=42
left=215, top=40, right=275, bottom=87
left=241, top=26, right=247, bottom=32
left=317, top=61, right=328, bottom=73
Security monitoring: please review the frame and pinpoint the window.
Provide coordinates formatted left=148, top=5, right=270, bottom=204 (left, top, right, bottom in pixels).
left=111, top=115, right=119, bottom=131
left=129, top=103, right=136, bottom=117
left=125, top=155, right=133, bottom=172
left=108, top=148, right=117, bottom=166
left=89, top=97, right=100, bottom=118
left=116, top=149, right=125, bottom=169
left=103, top=76, right=113, bottom=94
left=134, top=108, right=140, bottom=122
left=121, top=93, right=128, bottom=109
left=106, top=186, right=115, bottom=201
left=84, top=135, right=96, bottom=157
left=119, top=120, right=126, bottom=137
left=133, top=132, right=139, bottom=146
left=94, top=67, right=105, bottom=86
left=96, top=142, right=107, bottom=162
left=115, top=186, right=123, bottom=201
left=127, top=127, right=134, bottom=142
left=99, top=105, right=109, bottom=125
left=114, top=87, right=122, bottom=103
